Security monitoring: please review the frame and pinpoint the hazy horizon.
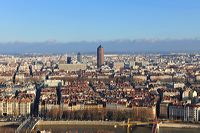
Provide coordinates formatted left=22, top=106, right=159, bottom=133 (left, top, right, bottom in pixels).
left=0, top=38, right=200, bottom=54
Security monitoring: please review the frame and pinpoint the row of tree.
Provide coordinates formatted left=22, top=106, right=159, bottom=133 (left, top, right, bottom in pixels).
left=41, top=108, right=152, bottom=122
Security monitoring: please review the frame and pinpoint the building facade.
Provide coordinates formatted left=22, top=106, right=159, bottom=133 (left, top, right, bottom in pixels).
left=169, top=104, right=200, bottom=122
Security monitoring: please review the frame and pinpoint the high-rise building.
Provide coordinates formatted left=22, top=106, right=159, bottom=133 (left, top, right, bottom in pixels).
left=77, top=52, right=82, bottom=63
left=67, top=57, right=72, bottom=64
left=97, top=45, right=104, bottom=68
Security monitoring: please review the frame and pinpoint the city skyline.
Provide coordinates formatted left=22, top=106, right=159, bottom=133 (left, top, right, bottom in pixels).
left=1, top=1, right=200, bottom=133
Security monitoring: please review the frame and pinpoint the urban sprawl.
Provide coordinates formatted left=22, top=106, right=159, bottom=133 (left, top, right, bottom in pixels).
left=1, top=46, right=200, bottom=123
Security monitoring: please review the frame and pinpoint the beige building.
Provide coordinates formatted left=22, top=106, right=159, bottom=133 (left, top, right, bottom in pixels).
left=0, top=98, right=33, bottom=116
left=59, top=64, right=86, bottom=72
left=133, top=75, right=147, bottom=82
left=150, top=75, right=172, bottom=81
left=113, top=62, right=124, bottom=71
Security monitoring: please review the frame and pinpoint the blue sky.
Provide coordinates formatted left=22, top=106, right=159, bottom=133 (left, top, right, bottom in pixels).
left=0, top=0, right=200, bottom=42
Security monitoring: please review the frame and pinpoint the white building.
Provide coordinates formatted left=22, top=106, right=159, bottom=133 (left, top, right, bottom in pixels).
left=169, top=104, right=200, bottom=122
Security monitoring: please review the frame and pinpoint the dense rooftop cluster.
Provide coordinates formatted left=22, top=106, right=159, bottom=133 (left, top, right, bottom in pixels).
left=0, top=53, right=200, bottom=122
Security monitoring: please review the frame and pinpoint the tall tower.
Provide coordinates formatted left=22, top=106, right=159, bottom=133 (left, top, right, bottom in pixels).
left=77, top=52, right=82, bottom=63
left=97, top=45, right=104, bottom=68
left=67, top=57, right=72, bottom=64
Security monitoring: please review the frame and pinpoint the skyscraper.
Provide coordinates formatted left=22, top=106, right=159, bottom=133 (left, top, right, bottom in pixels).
left=97, top=45, right=104, bottom=68
left=67, top=57, right=72, bottom=64
left=77, top=52, right=82, bottom=63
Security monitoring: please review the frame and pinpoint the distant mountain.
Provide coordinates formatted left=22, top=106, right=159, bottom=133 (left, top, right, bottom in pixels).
left=0, top=39, right=200, bottom=54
